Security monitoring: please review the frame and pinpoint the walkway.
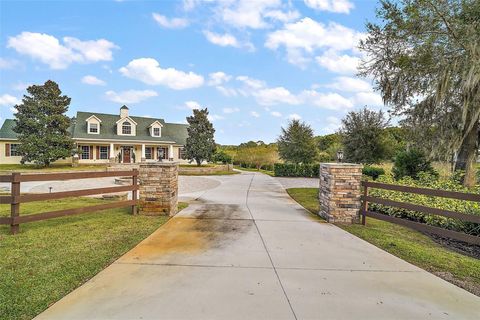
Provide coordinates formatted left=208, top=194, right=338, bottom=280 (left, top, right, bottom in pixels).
left=36, top=172, right=480, bottom=319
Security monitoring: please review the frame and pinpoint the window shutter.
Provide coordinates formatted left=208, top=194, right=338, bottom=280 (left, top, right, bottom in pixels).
left=89, top=146, right=93, bottom=160
left=107, top=146, right=110, bottom=159
left=96, top=146, right=100, bottom=159
left=5, top=143, right=10, bottom=157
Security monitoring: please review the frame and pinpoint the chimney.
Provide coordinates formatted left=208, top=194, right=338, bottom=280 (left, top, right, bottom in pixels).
left=120, top=105, right=129, bottom=118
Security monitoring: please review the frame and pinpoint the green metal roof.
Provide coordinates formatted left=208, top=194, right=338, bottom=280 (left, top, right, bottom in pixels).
left=0, top=111, right=188, bottom=145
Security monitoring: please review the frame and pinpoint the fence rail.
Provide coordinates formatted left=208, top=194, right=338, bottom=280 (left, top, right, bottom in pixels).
left=0, top=169, right=138, bottom=234
left=361, top=180, right=480, bottom=245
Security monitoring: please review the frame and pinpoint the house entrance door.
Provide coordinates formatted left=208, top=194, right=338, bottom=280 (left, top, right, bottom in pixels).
left=122, top=147, right=131, bottom=163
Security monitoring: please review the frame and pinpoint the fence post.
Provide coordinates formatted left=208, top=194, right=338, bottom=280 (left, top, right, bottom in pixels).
left=131, top=169, right=138, bottom=215
left=361, top=182, right=368, bottom=225
left=10, top=172, right=21, bottom=235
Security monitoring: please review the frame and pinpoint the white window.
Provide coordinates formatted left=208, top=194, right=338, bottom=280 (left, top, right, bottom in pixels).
left=10, top=144, right=20, bottom=156
left=145, top=147, right=153, bottom=160
left=81, top=146, right=90, bottom=159
left=153, top=127, right=160, bottom=136
left=99, top=146, right=108, bottom=159
left=122, top=121, right=131, bottom=135
left=179, top=147, right=186, bottom=160
left=89, top=123, right=98, bottom=134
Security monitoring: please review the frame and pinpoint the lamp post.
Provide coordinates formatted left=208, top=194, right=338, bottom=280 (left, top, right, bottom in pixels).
left=336, top=149, right=344, bottom=163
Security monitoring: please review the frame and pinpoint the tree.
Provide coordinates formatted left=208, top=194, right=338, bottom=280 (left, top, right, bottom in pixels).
left=359, top=0, right=480, bottom=186
left=341, top=108, right=389, bottom=164
left=13, top=80, right=74, bottom=167
left=184, top=108, right=216, bottom=166
left=277, top=119, right=317, bottom=164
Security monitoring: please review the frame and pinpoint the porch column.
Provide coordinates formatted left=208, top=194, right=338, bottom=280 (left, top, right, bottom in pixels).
left=109, top=143, right=115, bottom=163
left=168, top=145, right=174, bottom=161
left=141, top=144, right=146, bottom=162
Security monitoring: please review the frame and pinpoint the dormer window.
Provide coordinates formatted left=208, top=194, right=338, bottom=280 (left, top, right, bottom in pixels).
left=148, top=120, right=163, bottom=137
left=89, top=123, right=98, bottom=133
left=122, top=121, right=132, bottom=135
left=153, top=127, right=160, bottom=136
left=86, top=115, right=102, bottom=135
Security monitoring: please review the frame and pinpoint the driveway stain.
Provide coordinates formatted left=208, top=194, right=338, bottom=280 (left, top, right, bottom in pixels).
left=122, top=204, right=253, bottom=261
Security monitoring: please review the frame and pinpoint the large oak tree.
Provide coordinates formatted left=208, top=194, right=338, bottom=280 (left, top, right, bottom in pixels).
left=359, top=0, right=480, bottom=186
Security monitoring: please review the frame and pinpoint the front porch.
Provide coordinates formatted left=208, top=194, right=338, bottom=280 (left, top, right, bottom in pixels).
left=76, top=143, right=185, bottom=164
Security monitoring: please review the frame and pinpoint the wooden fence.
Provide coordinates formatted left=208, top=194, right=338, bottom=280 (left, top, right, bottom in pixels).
left=0, top=170, right=138, bottom=234
left=361, top=180, right=480, bottom=245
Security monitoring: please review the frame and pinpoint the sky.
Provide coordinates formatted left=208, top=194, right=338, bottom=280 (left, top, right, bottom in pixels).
left=0, top=0, right=383, bottom=145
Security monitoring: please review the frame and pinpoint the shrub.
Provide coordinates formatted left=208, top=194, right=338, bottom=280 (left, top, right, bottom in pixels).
left=362, top=165, right=385, bottom=180
left=274, top=163, right=320, bottom=177
left=369, top=173, right=480, bottom=236
left=392, top=148, right=438, bottom=180
left=212, top=150, right=232, bottom=164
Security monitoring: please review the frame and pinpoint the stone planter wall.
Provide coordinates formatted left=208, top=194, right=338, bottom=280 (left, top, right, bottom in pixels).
left=178, top=164, right=233, bottom=174
left=138, top=162, right=178, bottom=216
left=318, top=163, right=363, bottom=223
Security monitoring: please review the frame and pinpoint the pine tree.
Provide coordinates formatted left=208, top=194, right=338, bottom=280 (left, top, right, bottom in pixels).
left=13, top=80, right=74, bottom=167
left=184, top=108, right=216, bottom=166
left=277, top=120, right=317, bottom=164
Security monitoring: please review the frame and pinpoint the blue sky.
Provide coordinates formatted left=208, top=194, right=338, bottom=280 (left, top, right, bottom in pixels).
left=0, top=0, right=381, bottom=145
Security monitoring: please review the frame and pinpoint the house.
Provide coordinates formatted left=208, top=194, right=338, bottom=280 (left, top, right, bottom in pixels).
left=0, top=105, right=189, bottom=164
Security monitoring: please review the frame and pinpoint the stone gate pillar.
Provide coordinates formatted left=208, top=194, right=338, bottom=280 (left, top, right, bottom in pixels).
left=319, top=163, right=363, bottom=223
left=138, top=162, right=178, bottom=216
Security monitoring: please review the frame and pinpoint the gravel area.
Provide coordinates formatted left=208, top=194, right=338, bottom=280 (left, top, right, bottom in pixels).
left=274, top=177, right=319, bottom=189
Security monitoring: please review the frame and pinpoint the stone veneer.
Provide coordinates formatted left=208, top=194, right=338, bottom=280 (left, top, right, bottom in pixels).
left=318, top=163, right=363, bottom=223
left=138, top=162, right=178, bottom=216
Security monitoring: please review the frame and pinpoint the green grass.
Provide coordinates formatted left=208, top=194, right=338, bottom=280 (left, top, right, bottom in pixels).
left=233, top=165, right=274, bottom=176
left=0, top=198, right=188, bottom=320
left=286, top=187, right=480, bottom=296
left=0, top=163, right=107, bottom=173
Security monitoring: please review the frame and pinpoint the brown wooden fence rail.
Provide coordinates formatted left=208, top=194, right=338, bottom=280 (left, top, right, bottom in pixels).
left=360, top=180, right=480, bottom=245
left=0, top=169, right=138, bottom=234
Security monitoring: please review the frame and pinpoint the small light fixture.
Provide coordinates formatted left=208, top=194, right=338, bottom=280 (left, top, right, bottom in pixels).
left=336, top=149, right=344, bottom=163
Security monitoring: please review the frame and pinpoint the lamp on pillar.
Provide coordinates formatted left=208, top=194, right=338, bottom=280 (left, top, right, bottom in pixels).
left=336, top=149, right=344, bottom=163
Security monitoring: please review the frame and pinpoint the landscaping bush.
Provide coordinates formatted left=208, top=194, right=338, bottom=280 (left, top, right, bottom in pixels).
left=212, top=150, right=232, bottom=164
left=362, top=166, right=385, bottom=180
left=369, top=173, right=480, bottom=236
left=274, top=163, right=320, bottom=177
left=392, top=148, right=438, bottom=180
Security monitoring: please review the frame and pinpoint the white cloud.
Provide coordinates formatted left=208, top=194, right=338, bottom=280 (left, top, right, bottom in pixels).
left=119, top=58, right=204, bottom=90
left=304, top=0, right=354, bottom=14
left=222, top=107, right=240, bottom=114
left=250, top=111, right=260, bottom=118
left=288, top=113, right=302, bottom=120
left=0, top=57, right=20, bottom=69
left=12, top=82, right=31, bottom=91
left=236, top=75, right=266, bottom=90
left=265, top=18, right=364, bottom=67
left=327, top=76, right=372, bottom=92
left=352, top=91, right=384, bottom=106
left=264, top=10, right=300, bottom=23
left=0, top=94, right=21, bottom=106
left=81, top=75, right=106, bottom=86
left=208, top=71, right=231, bottom=86
left=185, top=100, right=201, bottom=110
left=203, top=31, right=239, bottom=47
left=219, top=0, right=282, bottom=29
left=10, top=107, right=18, bottom=114
left=7, top=32, right=118, bottom=69
left=323, top=116, right=342, bottom=133
left=152, top=13, right=189, bottom=29
left=208, top=114, right=224, bottom=122
left=216, top=86, right=238, bottom=97
left=302, top=90, right=354, bottom=110
left=271, top=111, right=282, bottom=117
left=254, top=87, right=302, bottom=106
left=105, top=90, right=158, bottom=104
left=315, top=50, right=360, bottom=74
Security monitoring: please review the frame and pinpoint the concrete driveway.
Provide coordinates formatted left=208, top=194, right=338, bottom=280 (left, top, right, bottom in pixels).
left=36, top=172, right=480, bottom=319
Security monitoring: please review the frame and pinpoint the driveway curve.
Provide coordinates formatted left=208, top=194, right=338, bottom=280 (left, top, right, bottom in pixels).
left=36, top=172, right=480, bottom=320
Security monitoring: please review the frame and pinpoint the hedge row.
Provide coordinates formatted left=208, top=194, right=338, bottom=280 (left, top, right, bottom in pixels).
left=273, top=163, right=320, bottom=177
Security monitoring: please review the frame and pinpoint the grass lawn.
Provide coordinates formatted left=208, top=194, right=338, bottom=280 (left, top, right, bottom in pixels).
left=0, top=163, right=107, bottom=173
left=233, top=165, right=274, bottom=176
left=0, top=197, right=188, bottom=320
left=286, top=187, right=480, bottom=296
